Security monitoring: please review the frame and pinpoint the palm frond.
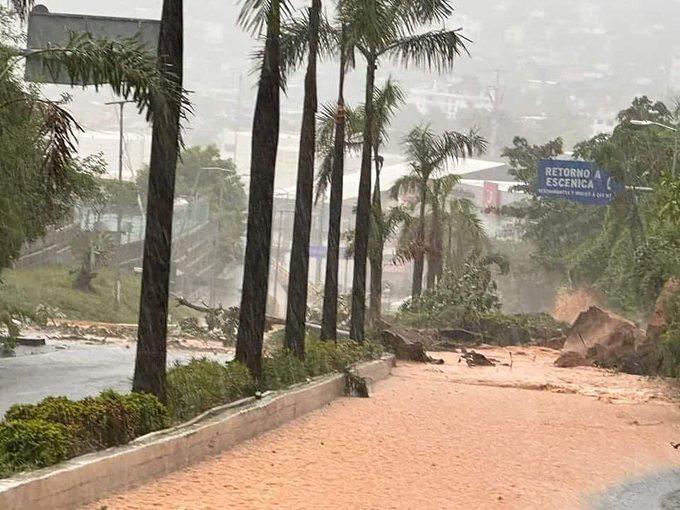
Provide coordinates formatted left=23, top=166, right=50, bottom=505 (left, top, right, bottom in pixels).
left=10, top=0, right=33, bottom=20
left=372, top=76, right=405, bottom=144
left=239, top=0, right=291, bottom=36
left=342, top=0, right=398, bottom=57
left=314, top=101, right=363, bottom=202
left=433, top=128, right=487, bottom=168
left=383, top=205, right=413, bottom=239
left=275, top=11, right=337, bottom=79
left=389, top=174, right=421, bottom=200
left=481, top=252, right=510, bottom=275
left=35, top=32, right=191, bottom=130
left=386, top=28, right=470, bottom=73
left=449, top=197, right=487, bottom=243
left=314, top=148, right=334, bottom=201
left=401, top=124, right=439, bottom=176
left=39, top=98, right=82, bottom=181
left=430, top=173, right=460, bottom=197
left=390, top=0, right=454, bottom=31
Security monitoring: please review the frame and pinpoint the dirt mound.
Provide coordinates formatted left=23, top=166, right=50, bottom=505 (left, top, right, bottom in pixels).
left=552, top=288, right=601, bottom=325
left=647, top=278, right=680, bottom=343
left=555, top=306, right=651, bottom=373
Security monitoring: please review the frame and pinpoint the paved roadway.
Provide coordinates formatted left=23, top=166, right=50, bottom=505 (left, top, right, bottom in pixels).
left=0, top=341, right=230, bottom=416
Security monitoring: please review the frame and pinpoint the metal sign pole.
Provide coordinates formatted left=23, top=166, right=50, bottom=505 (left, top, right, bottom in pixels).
left=105, top=99, right=135, bottom=307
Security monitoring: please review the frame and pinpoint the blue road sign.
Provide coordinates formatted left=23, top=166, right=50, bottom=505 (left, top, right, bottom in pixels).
left=537, top=159, right=623, bottom=206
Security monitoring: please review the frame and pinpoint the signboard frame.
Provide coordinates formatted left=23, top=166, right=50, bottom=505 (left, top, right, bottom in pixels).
left=25, top=6, right=160, bottom=85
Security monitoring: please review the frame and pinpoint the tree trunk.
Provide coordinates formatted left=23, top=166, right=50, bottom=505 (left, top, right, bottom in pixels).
left=133, top=0, right=183, bottom=402
left=284, top=0, right=321, bottom=358
left=349, top=55, right=375, bottom=342
left=411, top=181, right=427, bottom=297
left=426, top=204, right=443, bottom=289
left=320, top=27, right=347, bottom=342
left=235, top=0, right=281, bottom=381
left=368, top=148, right=383, bottom=326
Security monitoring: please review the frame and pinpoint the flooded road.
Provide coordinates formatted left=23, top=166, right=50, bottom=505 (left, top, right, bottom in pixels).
left=86, top=348, right=680, bottom=509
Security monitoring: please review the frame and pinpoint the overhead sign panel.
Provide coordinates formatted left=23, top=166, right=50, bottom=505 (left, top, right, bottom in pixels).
left=537, top=159, right=622, bottom=206
left=25, top=5, right=160, bottom=85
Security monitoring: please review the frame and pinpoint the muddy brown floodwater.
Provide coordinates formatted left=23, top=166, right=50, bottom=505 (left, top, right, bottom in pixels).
left=87, top=347, right=680, bottom=510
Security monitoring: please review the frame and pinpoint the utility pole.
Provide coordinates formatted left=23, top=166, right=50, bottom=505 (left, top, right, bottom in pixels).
left=233, top=74, right=243, bottom=161
left=105, top=99, right=136, bottom=306
left=343, top=217, right=350, bottom=293
left=487, top=69, right=504, bottom=158
left=315, top=193, right=327, bottom=285
left=272, top=208, right=285, bottom=315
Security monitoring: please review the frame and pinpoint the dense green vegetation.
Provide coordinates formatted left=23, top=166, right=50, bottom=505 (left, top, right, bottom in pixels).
left=0, top=391, right=168, bottom=477
left=501, top=97, right=680, bottom=318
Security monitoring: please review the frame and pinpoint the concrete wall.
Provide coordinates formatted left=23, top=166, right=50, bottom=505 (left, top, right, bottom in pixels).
left=0, top=355, right=394, bottom=510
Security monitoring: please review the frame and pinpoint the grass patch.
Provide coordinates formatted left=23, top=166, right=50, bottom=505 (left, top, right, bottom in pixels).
left=0, top=265, right=195, bottom=323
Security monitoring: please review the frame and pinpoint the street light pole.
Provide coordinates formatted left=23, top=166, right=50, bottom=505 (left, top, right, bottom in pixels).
left=630, top=119, right=679, bottom=177
left=105, top=99, right=135, bottom=307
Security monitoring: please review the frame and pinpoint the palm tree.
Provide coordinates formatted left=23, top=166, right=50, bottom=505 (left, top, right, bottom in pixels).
left=319, top=23, right=351, bottom=341
left=425, top=174, right=459, bottom=288
left=366, top=78, right=404, bottom=324
left=235, top=0, right=282, bottom=380
left=284, top=0, right=322, bottom=357
left=391, top=125, right=486, bottom=298
left=445, top=197, right=487, bottom=277
left=394, top=194, right=487, bottom=292
left=316, top=79, right=404, bottom=330
left=344, top=0, right=470, bottom=341
left=133, top=0, right=185, bottom=401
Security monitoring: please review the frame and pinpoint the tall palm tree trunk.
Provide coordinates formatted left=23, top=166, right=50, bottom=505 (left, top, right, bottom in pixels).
left=349, top=55, right=376, bottom=342
left=368, top=159, right=383, bottom=325
left=320, top=27, right=347, bottom=342
left=412, top=182, right=427, bottom=297
left=235, top=0, right=281, bottom=380
left=284, top=0, right=321, bottom=357
left=426, top=205, right=443, bottom=289
left=133, top=0, right=183, bottom=402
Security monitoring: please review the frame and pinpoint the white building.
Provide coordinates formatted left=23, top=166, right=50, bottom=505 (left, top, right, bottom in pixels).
left=408, top=81, right=493, bottom=120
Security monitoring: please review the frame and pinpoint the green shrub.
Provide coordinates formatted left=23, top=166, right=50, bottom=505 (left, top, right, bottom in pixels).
left=166, top=359, right=255, bottom=422
left=399, top=260, right=502, bottom=325
left=261, top=348, right=309, bottom=390
left=119, top=391, right=170, bottom=437
left=261, top=339, right=383, bottom=389
left=0, top=419, right=72, bottom=473
left=166, top=339, right=384, bottom=422
left=4, top=391, right=168, bottom=456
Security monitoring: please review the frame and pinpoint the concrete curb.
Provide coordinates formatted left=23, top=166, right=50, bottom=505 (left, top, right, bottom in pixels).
left=0, top=355, right=395, bottom=510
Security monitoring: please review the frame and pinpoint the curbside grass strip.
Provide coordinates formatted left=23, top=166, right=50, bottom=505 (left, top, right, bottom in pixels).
left=0, top=355, right=395, bottom=510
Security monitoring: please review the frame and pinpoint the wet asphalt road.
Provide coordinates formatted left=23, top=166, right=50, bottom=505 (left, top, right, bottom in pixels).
left=0, top=341, right=230, bottom=417
left=589, top=469, right=680, bottom=509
